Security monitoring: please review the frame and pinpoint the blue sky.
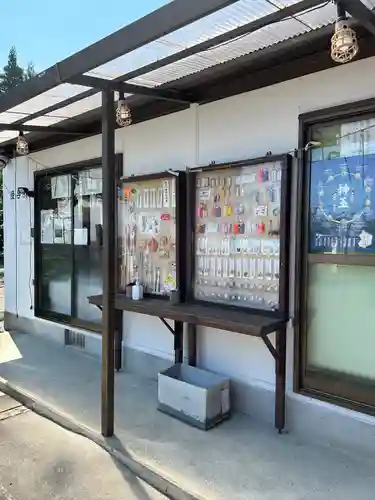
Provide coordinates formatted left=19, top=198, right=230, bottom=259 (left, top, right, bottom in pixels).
left=1, top=0, right=170, bottom=71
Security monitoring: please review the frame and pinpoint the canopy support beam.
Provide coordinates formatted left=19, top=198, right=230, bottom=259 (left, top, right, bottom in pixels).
left=69, top=75, right=198, bottom=103
left=340, top=0, right=375, bottom=37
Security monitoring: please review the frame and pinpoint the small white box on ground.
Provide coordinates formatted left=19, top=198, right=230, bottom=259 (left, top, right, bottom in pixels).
left=158, top=363, right=230, bottom=430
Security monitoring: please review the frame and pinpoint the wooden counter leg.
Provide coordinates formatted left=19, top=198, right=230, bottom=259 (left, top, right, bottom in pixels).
left=187, top=323, right=197, bottom=366
left=174, top=321, right=183, bottom=364
left=114, top=310, right=123, bottom=372
left=275, top=325, right=287, bottom=433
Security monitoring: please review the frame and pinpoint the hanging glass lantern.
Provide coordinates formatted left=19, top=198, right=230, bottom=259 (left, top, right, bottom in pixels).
left=16, top=131, right=29, bottom=156
left=116, top=99, right=132, bottom=127
left=331, top=20, right=359, bottom=64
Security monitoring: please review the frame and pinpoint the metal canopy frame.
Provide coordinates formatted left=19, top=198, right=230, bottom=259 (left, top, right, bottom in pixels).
left=0, top=0, right=368, bottom=141
left=0, top=1, right=372, bottom=140
left=0, top=0, right=241, bottom=115
left=7, top=0, right=328, bottom=132
left=2, top=0, right=375, bottom=437
left=340, top=0, right=375, bottom=35
left=0, top=123, right=88, bottom=135
left=69, top=75, right=198, bottom=103
left=0, top=0, right=372, bottom=148
left=59, top=0, right=327, bottom=106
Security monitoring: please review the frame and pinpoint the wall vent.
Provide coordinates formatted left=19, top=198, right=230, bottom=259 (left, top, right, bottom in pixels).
left=64, top=329, right=86, bottom=349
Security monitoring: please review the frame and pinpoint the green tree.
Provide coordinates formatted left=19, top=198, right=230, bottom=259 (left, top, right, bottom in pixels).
left=0, top=46, right=24, bottom=94
left=0, top=46, right=35, bottom=93
left=24, top=62, right=36, bottom=80
left=0, top=47, right=35, bottom=255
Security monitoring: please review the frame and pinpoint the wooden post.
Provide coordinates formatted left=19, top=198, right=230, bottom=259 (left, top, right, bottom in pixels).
left=187, top=323, right=197, bottom=366
left=101, top=89, right=116, bottom=437
left=275, top=326, right=287, bottom=433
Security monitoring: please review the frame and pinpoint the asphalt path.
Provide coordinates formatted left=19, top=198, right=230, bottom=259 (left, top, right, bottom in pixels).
left=0, top=393, right=167, bottom=500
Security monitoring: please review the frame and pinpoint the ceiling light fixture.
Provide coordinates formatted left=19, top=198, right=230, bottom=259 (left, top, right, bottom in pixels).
left=16, top=131, right=29, bottom=156
left=116, top=93, right=132, bottom=127
left=331, top=1, right=359, bottom=64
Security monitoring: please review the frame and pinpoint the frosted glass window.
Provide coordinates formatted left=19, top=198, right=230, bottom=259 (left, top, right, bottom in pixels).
left=307, top=263, right=375, bottom=381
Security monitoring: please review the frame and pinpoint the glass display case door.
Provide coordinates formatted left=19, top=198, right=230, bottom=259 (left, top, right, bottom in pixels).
left=188, top=155, right=291, bottom=314
left=118, top=172, right=186, bottom=298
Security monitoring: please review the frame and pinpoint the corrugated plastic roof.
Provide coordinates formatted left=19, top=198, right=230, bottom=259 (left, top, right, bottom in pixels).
left=86, top=0, right=338, bottom=86
left=0, top=0, right=373, bottom=144
left=125, top=1, right=338, bottom=88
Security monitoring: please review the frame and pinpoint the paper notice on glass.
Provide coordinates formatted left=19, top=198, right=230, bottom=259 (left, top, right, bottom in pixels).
left=51, top=175, right=70, bottom=199
left=340, top=122, right=361, bottom=158
left=74, top=227, right=88, bottom=245
left=40, top=210, right=54, bottom=244
left=64, top=218, right=72, bottom=244
left=57, top=198, right=70, bottom=217
left=363, top=119, right=375, bottom=155
left=53, top=217, right=65, bottom=244
left=86, top=170, right=102, bottom=195
left=340, top=119, right=375, bottom=157
left=77, top=169, right=102, bottom=196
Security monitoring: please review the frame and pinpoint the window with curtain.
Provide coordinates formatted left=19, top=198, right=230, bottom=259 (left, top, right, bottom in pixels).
left=299, top=110, right=375, bottom=413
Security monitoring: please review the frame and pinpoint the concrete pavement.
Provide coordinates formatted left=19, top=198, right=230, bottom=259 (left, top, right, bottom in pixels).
left=2, top=330, right=375, bottom=500
left=0, top=392, right=167, bottom=500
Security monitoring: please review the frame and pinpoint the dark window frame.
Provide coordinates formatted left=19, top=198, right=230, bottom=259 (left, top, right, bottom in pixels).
left=34, top=155, right=123, bottom=332
left=295, top=98, right=375, bottom=416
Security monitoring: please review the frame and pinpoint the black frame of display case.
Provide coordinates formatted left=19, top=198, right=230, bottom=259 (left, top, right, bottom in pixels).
left=186, top=153, right=292, bottom=319
left=119, top=170, right=187, bottom=301
left=34, top=155, right=123, bottom=333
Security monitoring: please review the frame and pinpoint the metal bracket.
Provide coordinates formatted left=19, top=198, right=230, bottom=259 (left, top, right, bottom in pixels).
left=261, top=335, right=279, bottom=360
left=340, top=0, right=375, bottom=37
left=159, top=317, right=175, bottom=335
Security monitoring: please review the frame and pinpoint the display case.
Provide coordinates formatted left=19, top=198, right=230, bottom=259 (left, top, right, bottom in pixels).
left=187, top=155, right=291, bottom=314
left=118, top=172, right=186, bottom=299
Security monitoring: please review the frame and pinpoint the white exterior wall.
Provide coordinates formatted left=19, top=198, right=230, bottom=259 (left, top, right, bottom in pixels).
left=5, top=56, right=375, bottom=439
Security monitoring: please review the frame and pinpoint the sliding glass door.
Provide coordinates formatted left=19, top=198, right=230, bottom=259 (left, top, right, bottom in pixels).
left=35, top=163, right=103, bottom=330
